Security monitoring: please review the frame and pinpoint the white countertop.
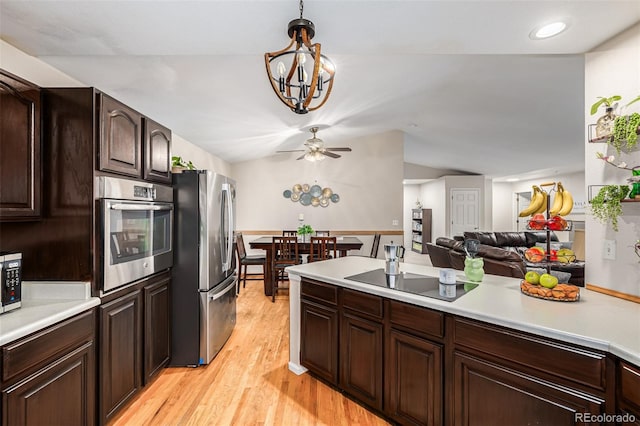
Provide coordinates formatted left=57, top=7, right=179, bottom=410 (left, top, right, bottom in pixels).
left=287, top=256, right=640, bottom=366
left=0, top=281, right=101, bottom=346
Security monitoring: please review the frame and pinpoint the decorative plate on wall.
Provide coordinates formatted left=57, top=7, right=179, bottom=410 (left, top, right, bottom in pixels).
left=283, top=183, right=340, bottom=207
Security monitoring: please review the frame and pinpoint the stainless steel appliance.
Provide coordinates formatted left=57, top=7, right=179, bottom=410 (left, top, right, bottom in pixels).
left=384, top=242, right=405, bottom=275
left=171, top=170, right=237, bottom=366
left=0, top=252, right=22, bottom=313
left=97, top=176, right=174, bottom=293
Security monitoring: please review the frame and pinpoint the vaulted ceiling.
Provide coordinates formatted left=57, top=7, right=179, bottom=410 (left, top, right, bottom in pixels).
left=2, top=1, right=639, bottom=180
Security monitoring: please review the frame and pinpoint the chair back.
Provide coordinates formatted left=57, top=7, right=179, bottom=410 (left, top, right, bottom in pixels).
left=272, top=236, right=299, bottom=265
left=309, top=236, right=337, bottom=262
left=370, top=233, right=381, bottom=258
left=236, top=233, right=247, bottom=260
left=282, top=230, right=298, bottom=237
left=315, top=230, right=330, bottom=236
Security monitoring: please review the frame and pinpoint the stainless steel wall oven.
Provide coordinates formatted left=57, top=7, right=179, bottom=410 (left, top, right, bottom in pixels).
left=97, top=176, right=173, bottom=293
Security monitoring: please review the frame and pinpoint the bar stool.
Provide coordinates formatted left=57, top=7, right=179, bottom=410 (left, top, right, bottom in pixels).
left=235, top=233, right=266, bottom=292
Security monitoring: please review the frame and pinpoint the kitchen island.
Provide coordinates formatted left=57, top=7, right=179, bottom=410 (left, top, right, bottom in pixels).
left=287, top=256, right=640, bottom=425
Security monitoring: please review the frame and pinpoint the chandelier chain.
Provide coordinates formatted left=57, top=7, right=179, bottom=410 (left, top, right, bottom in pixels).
left=299, top=0, right=304, bottom=18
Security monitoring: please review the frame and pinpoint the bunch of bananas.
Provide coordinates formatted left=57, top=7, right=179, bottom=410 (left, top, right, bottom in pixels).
left=518, top=185, right=546, bottom=217
left=549, top=182, right=574, bottom=216
left=518, top=182, right=574, bottom=217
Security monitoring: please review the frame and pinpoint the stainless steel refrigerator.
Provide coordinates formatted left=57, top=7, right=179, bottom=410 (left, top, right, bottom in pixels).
left=171, top=170, right=237, bottom=366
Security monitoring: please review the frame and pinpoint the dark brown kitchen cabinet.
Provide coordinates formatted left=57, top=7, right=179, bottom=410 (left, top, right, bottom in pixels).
left=0, top=70, right=41, bottom=221
left=143, top=118, right=172, bottom=183
left=340, top=288, right=384, bottom=411
left=452, top=317, right=610, bottom=426
left=143, top=276, right=171, bottom=384
left=1, top=309, right=96, bottom=426
left=385, top=299, right=444, bottom=426
left=99, top=94, right=143, bottom=178
left=618, top=361, right=640, bottom=424
left=300, top=279, right=339, bottom=385
left=99, top=290, right=143, bottom=425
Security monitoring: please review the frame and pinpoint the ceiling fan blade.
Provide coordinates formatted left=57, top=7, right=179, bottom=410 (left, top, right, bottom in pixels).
left=324, top=147, right=352, bottom=152
left=322, top=151, right=341, bottom=159
left=277, top=149, right=306, bottom=153
left=296, top=154, right=306, bottom=160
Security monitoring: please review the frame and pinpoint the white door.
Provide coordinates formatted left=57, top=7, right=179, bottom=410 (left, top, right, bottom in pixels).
left=450, top=189, right=480, bottom=237
left=515, top=191, right=532, bottom=231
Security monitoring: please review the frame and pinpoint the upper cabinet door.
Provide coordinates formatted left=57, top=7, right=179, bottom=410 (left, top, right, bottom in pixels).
left=0, top=70, right=41, bottom=221
left=143, top=118, right=171, bottom=183
left=99, top=94, right=143, bottom=178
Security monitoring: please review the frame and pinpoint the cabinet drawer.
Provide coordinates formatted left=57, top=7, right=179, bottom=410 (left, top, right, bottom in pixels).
left=342, top=288, right=383, bottom=320
left=3, top=309, right=95, bottom=383
left=301, top=279, right=338, bottom=306
left=454, top=318, right=606, bottom=390
left=389, top=300, right=444, bottom=339
left=620, top=361, right=640, bottom=409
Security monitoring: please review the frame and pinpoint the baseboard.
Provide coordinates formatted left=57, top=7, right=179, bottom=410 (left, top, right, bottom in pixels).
left=288, top=362, right=308, bottom=376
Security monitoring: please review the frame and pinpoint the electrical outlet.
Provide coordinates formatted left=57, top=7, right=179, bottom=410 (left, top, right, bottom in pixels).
left=603, top=240, right=616, bottom=260
left=392, top=219, right=399, bottom=226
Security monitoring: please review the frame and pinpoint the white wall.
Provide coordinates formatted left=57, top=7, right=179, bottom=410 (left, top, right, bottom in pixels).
left=232, top=130, right=404, bottom=233
left=172, top=134, right=231, bottom=178
left=418, top=179, right=447, bottom=239
left=585, top=23, right=640, bottom=295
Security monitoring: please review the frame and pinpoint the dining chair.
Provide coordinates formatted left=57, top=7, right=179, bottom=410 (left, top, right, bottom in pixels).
left=235, top=233, right=266, bottom=292
left=309, top=236, right=337, bottom=262
left=315, top=230, right=330, bottom=236
left=370, top=233, right=381, bottom=258
left=271, top=236, right=300, bottom=302
left=282, top=230, right=298, bottom=236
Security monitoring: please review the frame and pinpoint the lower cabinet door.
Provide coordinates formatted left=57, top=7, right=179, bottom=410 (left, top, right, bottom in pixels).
left=340, top=312, right=383, bottom=411
left=3, top=342, right=95, bottom=426
left=385, top=329, right=442, bottom=426
left=300, top=299, right=339, bottom=385
left=99, top=290, right=143, bottom=424
left=453, top=351, right=606, bottom=426
left=144, top=278, right=171, bottom=384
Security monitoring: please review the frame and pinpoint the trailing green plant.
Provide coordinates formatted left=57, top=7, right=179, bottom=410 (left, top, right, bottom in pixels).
left=611, top=112, right=640, bottom=154
left=589, top=185, right=630, bottom=232
left=171, top=156, right=196, bottom=170
left=590, top=95, right=621, bottom=115
left=297, top=224, right=314, bottom=235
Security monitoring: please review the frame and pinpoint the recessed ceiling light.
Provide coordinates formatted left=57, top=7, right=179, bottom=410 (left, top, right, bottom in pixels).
left=529, top=21, right=568, bottom=40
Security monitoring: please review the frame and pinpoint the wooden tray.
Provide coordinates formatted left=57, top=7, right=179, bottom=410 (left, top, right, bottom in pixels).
left=520, top=280, right=580, bottom=302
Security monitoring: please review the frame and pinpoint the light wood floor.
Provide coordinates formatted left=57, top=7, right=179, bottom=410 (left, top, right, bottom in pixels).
left=109, top=279, right=391, bottom=426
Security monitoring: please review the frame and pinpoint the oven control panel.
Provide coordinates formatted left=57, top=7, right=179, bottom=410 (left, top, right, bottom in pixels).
left=0, top=253, right=22, bottom=313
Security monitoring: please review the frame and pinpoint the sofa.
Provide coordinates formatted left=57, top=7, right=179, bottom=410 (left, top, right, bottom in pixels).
left=426, top=231, right=584, bottom=286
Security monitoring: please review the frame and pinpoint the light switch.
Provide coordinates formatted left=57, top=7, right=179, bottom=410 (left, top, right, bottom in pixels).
left=603, top=240, right=616, bottom=260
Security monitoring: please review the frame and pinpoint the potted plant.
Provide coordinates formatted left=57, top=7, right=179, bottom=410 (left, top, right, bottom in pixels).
left=297, top=224, right=314, bottom=242
left=171, top=156, right=196, bottom=173
left=591, top=95, right=621, bottom=139
left=589, top=184, right=630, bottom=232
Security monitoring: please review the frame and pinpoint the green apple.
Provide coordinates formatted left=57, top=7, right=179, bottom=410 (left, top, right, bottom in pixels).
left=539, top=273, right=558, bottom=289
left=524, top=271, right=540, bottom=285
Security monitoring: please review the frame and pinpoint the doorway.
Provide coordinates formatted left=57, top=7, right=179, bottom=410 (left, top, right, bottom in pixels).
left=515, top=191, right=532, bottom=231
left=450, top=189, right=480, bottom=237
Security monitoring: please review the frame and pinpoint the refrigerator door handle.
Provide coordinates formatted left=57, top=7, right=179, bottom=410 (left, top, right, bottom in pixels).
left=209, top=278, right=237, bottom=301
left=221, top=183, right=234, bottom=271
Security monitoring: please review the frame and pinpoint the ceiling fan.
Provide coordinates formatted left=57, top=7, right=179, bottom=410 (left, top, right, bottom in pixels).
left=277, top=127, right=352, bottom=161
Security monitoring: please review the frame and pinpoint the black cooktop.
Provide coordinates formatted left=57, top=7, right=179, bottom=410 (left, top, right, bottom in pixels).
left=345, top=269, right=478, bottom=302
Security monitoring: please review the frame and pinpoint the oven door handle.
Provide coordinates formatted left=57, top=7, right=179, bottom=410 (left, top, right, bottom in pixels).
left=109, top=204, right=173, bottom=211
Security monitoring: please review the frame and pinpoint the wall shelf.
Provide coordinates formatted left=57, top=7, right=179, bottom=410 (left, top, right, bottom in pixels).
left=411, top=208, right=432, bottom=254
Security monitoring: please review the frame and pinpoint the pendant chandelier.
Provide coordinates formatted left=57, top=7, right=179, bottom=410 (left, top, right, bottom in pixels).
left=264, top=0, right=335, bottom=114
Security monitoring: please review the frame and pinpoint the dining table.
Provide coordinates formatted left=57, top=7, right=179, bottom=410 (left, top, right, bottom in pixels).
left=249, top=236, right=364, bottom=296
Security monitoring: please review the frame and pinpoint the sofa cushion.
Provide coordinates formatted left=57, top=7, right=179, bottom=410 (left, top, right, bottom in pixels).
left=495, top=232, right=527, bottom=248
left=464, top=232, right=498, bottom=247
left=525, top=231, right=559, bottom=247
left=436, top=237, right=463, bottom=251
left=426, top=243, right=453, bottom=268
left=476, top=244, right=523, bottom=262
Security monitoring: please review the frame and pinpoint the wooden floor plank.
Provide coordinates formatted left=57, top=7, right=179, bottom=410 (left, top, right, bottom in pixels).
left=108, top=280, right=390, bottom=425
